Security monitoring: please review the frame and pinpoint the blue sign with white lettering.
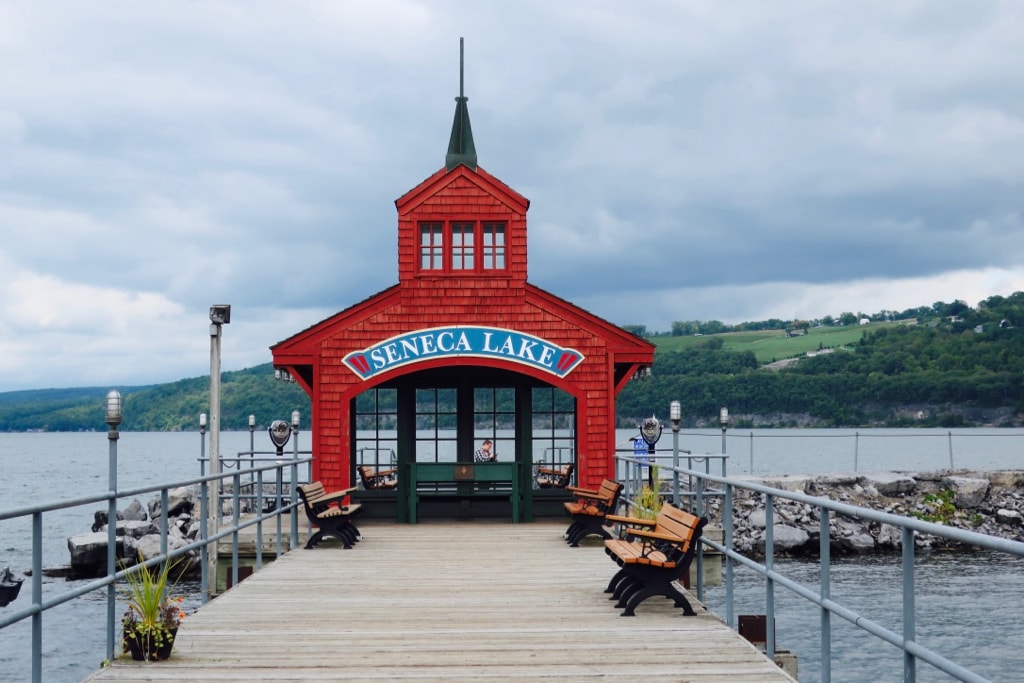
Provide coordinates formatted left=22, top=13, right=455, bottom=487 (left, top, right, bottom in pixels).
left=632, top=438, right=651, bottom=462
left=343, top=326, right=585, bottom=380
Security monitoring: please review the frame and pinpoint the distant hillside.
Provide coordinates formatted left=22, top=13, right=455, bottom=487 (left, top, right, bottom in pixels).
left=617, top=319, right=1024, bottom=428
left=3, top=293, right=1023, bottom=431
left=648, top=320, right=901, bottom=364
left=0, top=364, right=310, bottom=432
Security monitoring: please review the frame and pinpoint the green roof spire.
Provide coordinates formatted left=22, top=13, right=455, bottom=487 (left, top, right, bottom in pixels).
left=445, top=37, right=478, bottom=172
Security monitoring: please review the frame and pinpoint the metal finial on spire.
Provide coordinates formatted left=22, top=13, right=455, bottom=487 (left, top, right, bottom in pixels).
left=446, top=36, right=478, bottom=171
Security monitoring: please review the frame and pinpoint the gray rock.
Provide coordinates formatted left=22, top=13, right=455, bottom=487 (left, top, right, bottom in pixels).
left=91, top=510, right=123, bottom=533
left=873, top=523, right=903, bottom=548
left=768, top=524, right=809, bottom=551
left=996, top=509, right=1023, bottom=526
left=135, top=534, right=192, bottom=563
left=864, top=473, right=917, bottom=497
left=67, top=532, right=135, bottom=576
left=147, top=486, right=195, bottom=520
left=116, top=520, right=155, bottom=539
left=988, top=471, right=1024, bottom=487
left=122, top=499, right=147, bottom=522
left=814, top=474, right=862, bottom=488
left=942, top=476, right=990, bottom=508
left=839, top=532, right=877, bottom=552
left=748, top=510, right=767, bottom=528
left=759, top=476, right=814, bottom=493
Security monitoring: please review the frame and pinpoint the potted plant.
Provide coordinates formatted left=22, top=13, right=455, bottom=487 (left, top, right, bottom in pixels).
left=120, top=554, right=187, bottom=661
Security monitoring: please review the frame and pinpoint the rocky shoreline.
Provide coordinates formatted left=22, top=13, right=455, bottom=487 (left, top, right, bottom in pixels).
left=66, top=487, right=206, bottom=578
left=64, top=470, right=1024, bottom=576
left=709, top=469, right=1024, bottom=557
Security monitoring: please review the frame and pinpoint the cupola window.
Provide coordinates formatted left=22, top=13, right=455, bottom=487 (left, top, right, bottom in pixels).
left=418, top=220, right=507, bottom=274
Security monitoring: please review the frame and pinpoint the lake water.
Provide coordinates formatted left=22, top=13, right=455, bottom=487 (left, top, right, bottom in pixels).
left=2, top=429, right=1023, bottom=682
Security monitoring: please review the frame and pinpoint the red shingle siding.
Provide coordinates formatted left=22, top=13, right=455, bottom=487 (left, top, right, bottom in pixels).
left=272, top=163, right=653, bottom=493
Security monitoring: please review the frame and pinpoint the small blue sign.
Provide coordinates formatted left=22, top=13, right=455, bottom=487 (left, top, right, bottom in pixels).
left=632, top=438, right=651, bottom=462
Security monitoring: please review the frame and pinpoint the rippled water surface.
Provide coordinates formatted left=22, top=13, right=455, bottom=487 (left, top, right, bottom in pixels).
left=2, top=429, right=1023, bottom=682
left=703, top=551, right=1024, bottom=682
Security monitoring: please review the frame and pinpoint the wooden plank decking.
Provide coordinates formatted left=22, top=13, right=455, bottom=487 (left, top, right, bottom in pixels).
left=83, top=521, right=795, bottom=682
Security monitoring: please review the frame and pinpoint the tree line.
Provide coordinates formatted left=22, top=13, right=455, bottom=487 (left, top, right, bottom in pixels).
left=617, top=316, right=1024, bottom=428
left=621, top=292, right=1024, bottom=339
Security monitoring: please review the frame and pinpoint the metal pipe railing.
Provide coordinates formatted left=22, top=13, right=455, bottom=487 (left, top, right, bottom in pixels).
left=614, top=453, right=1024, bottom=683
left=0, top=457, right=312, bottom=683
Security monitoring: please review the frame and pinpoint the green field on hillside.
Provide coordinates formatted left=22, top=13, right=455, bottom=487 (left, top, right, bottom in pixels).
left=650, top=322, right=902, bottom=363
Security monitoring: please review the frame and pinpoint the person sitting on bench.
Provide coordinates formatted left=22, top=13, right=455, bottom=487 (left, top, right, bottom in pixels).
left=474, top=439, right=497, bottom=462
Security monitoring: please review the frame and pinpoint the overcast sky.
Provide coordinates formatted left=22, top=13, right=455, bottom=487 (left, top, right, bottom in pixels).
left=2, top=1, right=1023, bottom=392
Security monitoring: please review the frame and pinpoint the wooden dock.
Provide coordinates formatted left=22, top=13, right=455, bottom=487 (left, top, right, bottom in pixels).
left=83, top=521, right=795, bottom=682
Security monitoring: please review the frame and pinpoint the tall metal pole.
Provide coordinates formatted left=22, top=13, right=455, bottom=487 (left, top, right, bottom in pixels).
left=104, top=390, right=122, bottom=665
left=249, top=414, right=256, bottom=468
left=199, top=413, right=209, bottom=602
left=207, top=304, right=230, bottom=597
left=670, top=400, right=681, bottom=507
left=208, top=321, right=222, bottom=596
left=720, top=406, right=729, bottom=455
left=291, top=410, right=300, bottom=546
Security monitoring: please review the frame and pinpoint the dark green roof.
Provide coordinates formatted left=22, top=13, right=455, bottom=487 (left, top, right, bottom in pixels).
left=445, top=38, right=478, bottom=172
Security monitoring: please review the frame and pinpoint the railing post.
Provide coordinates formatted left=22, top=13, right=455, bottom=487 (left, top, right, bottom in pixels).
left=821, top=507, right=832, bottom=683
left=160, top=489, right=169, bottom=558
left=291, top=417, right=300, bottom=549
left=749, top=432, right=754, bottom=474
left=903, top=526, right=917, bottom=683
left=275, top=466, right=284, bottom=557
left=765, top=493, right=775, bottom=661
left=724, top=483, right=734, bottom=628
left=200, top=479, right=210, bottom=604
left=32, top=512, right=42, bottom=683
left=256, top=469, right=265, bottom=571
left=854, top=431, right=859, bottom=472
left=231, top=472, right=241, bottom=589
left=695, top=475, right=705, bottom=603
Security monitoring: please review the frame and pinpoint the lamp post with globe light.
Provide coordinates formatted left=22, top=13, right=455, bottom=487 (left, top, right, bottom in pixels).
left=104, top=390, right=122, bottom=663
left=290, top=411, right=301, bottom=542
left=207, top=304, right=230, bottom=597
left=720, top=406, right=729, bottom=455
left=670, top=401, right=681, bottom=506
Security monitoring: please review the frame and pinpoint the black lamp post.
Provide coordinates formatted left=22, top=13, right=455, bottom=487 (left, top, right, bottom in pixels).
left=670, top=400, right=681, bottom=506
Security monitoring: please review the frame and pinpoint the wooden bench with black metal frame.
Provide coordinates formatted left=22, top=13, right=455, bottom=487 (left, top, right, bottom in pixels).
left=603, top=502, right=707, bottom=616
left=359, top=465, right=398, bottom=490
left=561, top=479, right=623, bottom=547
left=296, top=482, right=362, bottom=549
left=534, top=463, right=574, bottom=489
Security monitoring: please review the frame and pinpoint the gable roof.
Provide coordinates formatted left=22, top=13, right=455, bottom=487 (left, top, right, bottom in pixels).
left=395, top=164, right=529, bottom=215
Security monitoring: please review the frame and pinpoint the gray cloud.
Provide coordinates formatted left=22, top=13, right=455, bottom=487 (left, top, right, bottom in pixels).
left=1, top=1, right=1023, bottom=390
